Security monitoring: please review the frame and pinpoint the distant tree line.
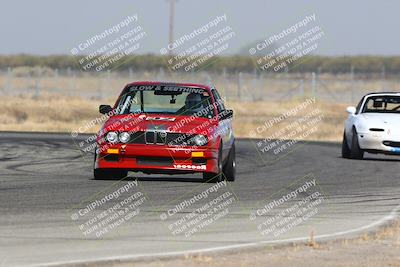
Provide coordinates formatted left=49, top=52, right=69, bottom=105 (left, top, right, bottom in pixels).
left=0, top=54, right=400, bottom=74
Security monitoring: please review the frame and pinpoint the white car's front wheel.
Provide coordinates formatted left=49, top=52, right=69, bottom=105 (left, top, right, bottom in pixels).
left=349, top=128, right=364, bottom=160
left=341, top=131, right=351, bottom=158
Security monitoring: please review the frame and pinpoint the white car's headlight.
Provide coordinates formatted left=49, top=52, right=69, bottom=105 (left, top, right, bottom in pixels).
left=106, top=131, right=118, bottom=143
left=119, top=132, right=130, bottom=143
left=193, top=135, right=207, bottom=146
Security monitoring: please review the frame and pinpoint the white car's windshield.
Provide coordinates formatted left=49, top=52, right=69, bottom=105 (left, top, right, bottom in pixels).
left=116, top=85, right=214, bottom=118
left=362, top=95, right=400, bottom=113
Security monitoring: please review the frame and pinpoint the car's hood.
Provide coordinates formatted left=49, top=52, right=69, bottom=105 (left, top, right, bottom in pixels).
left=360, top=113, right=400, bottom=128
left=102, top=114, right=215, bottom=134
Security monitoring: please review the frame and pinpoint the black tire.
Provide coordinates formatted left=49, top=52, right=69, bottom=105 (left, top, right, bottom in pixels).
left=203, top=146, right=223, bottom=183
left=223, top=143, right=236, bottom=181
left=341, top=131, right=351, bottom=158
left=350, top=128, right=364, bottom=160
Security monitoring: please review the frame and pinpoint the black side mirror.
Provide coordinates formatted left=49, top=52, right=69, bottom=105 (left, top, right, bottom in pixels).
left=99, top=105, right=113, bottom=114
left=220, top=109, right=233, bottom=120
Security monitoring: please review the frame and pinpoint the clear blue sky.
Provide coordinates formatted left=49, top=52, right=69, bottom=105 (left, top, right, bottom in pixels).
left=0, top=0, right=398, bottom=56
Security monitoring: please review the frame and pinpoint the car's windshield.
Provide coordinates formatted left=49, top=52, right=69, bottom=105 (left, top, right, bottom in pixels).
left=362, top=95, right=400, bottom=113
left=115, top=85, right=214, bottom=118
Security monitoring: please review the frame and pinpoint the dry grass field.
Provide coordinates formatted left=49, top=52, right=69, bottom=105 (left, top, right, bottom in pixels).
left=0, top=93, right=347, bottom=141
left=1, top=68, right=397, bottom=141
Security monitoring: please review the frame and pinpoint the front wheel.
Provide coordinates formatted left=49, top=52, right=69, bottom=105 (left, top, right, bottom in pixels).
left=223, top=143, right=236, bottom=181
left=203, top=146, right=223, bottom=183
left=341, top=131, right=351, bottom=158
left=350, top=128, right=364, bottom=160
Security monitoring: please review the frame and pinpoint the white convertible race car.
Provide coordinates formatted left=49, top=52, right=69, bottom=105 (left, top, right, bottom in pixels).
left=342, top=92, right=400, bottom=159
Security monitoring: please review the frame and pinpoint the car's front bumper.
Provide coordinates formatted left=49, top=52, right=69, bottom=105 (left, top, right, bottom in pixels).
left=95, top=144, right=219, bottom=174
left=358, top=132, right=400, bottom=154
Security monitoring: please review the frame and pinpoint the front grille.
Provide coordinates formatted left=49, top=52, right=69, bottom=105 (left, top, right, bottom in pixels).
left=143, top=131, right=196, bottom=146
left=156, top=131, right=167, bottom=144
left=383, top=141, right=400, bottom=147
left=145, top=131, right=168, bottom=144
left=145, top=131, right=155, bottom=144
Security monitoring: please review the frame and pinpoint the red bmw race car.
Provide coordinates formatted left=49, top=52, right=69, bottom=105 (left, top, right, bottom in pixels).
left=94, top=81, right=236, bottom=183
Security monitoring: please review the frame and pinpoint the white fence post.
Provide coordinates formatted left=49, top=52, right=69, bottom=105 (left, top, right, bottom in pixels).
left=6, top=67, right=13, bottom=94
left=311, top=72, right=316, bottom=97
left=381, top=65, right=386, bottom=91
left=300, top=79, right=304, bottom=97
left=5, top=67, right=13, bottom=93
left=34, top=79, right=40, bottom=99
left=237, top=71, right=242, bottom=100
left=54, top=68, right=59, bottom=92
left=129, top=68, right=133, bottom=80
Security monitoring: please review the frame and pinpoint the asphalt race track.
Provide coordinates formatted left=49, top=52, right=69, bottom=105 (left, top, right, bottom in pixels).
left=0, top=132, right=399, bottom=267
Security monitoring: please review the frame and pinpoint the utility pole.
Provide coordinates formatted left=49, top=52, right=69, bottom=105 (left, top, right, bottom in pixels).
left=168, top=0, right=176, bottom=56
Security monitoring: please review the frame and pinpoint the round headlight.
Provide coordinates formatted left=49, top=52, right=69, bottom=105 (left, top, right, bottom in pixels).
left=106, top=131, right=118, bottom=143
left=194, top=135, right=207, bottom=146
left=119, top=132, right=130, bottom=143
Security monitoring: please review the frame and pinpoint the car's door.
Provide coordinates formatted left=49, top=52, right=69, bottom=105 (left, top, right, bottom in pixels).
left=211, top=88, right=233, bottom=161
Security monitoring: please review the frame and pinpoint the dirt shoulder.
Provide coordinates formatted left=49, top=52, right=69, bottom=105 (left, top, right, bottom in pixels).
left=87, top=220, right=400, bottom=267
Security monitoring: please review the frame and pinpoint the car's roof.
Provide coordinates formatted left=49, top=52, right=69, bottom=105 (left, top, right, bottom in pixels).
left=125, top=81, right=212, bottom=90
left=363, top=92, right=400, bottom=98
